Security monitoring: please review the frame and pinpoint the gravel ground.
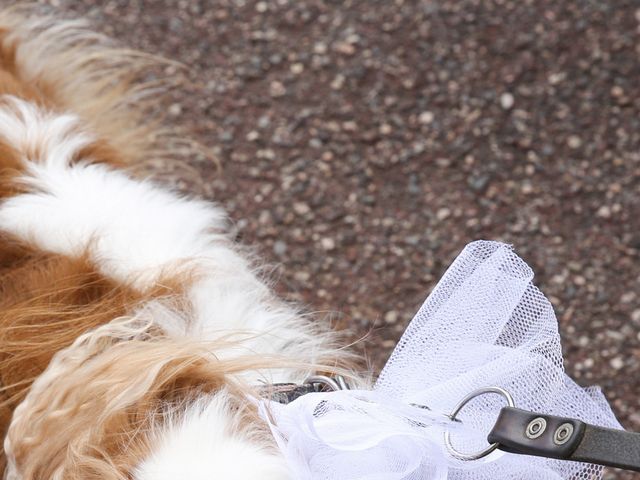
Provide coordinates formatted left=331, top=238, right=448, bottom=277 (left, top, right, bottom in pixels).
left=34, top=1, right=640, bottom=477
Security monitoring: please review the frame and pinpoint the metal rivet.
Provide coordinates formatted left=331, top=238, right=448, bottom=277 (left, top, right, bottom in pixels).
left=525, top=417, right=547, bottom=439
left=554, top=423, right=574, bottom=445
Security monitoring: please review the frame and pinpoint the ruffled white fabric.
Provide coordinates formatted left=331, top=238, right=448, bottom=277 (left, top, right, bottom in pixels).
left=261, top=241, right=621, bottom=479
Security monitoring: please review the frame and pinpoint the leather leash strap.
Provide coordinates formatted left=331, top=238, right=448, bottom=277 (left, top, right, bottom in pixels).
left=488, top=407, right=640, bottom=472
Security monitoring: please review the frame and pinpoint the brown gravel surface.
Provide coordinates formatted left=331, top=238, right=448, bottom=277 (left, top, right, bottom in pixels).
left=34, top=1, right=640, bottom=477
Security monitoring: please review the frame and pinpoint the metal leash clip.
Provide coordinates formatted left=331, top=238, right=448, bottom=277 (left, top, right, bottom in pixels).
left=260, top=374, right=350, bottom=405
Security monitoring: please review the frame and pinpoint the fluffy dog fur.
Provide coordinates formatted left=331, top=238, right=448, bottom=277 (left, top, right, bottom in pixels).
left=0, top=6, right=359, bottom=479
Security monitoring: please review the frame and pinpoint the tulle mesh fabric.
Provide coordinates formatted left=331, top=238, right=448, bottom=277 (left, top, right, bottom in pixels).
left=262, top=241, right=621, bottom=479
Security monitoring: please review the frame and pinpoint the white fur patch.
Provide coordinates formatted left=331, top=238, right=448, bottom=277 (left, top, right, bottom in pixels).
left=0, top=160, right=230, bottom=284
left=0, top=96, right=91, bottom=166
left=0, top=96, right=230, bottom=285
left=135, top=394, right=290, bottom=480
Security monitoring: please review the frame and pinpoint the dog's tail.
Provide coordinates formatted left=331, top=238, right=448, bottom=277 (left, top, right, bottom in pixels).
left=0, top=4, right=193, bottom=169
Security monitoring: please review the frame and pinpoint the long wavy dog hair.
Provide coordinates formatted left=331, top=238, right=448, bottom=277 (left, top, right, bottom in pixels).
left=0, top=5, right=358, bottom=479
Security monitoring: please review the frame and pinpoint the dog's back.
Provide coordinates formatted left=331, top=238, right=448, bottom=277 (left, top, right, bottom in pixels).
left=0, top=6, right=354, bottom=479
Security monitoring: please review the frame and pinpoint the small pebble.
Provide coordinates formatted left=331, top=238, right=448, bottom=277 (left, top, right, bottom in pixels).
left=500, top=93, right=514, bottom=110
left=596, top=205, right=611, bottom=218
left=273, top=240, right=287, bottom=256
left=379, top=123, right=392, bottom=135
left=436, top=208, right=451, bottom=220
left=320, top=237, right=336, bottom=250
left=168, top=103, right=182, bottom=116
left=384, top=311, right=399, bottom=324
left=293, top=202, right=311, bottom=215
left=290, top=63, right=304, bottom=74
left=567, top=135, right=582, bottom=149
left=610, top=357, right=625, bottom=370
left=334, top=41, right=356, bottom=55
left=269, top=81, right=287, bottom=97
left=418, top=111, right=435, bottom=124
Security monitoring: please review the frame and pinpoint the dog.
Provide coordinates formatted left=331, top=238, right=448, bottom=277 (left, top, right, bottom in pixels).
left=0, top=6, right=359, bottom=479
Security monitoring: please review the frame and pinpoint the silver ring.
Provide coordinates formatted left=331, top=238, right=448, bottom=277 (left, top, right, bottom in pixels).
left=444, top=387, right=515, bottom=461
left=303, top=375, right=341, bottom=391
left=335, top=375, right=350, bottom=390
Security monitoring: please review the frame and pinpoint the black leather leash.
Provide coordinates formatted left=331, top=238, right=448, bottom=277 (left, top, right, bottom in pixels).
left=488, top=407, right=640, bottom=472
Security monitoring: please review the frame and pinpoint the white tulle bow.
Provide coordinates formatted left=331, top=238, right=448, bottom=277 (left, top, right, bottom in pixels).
left=260, top=241, right=621, bottom=480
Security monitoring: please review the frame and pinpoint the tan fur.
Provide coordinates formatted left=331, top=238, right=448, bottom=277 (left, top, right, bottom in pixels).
left=0, top=139, right=24, bottom=198
left=0, top=5, right=172, bottom=166
left=0, top=234, right=190, bottom=473
left=0, top=5, right=172, bottom=201
left=5, top=314, right=354, bottom=479
left=6, top=318, right=267, bottom=480
left=0, top=39, right=47, bottom=103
